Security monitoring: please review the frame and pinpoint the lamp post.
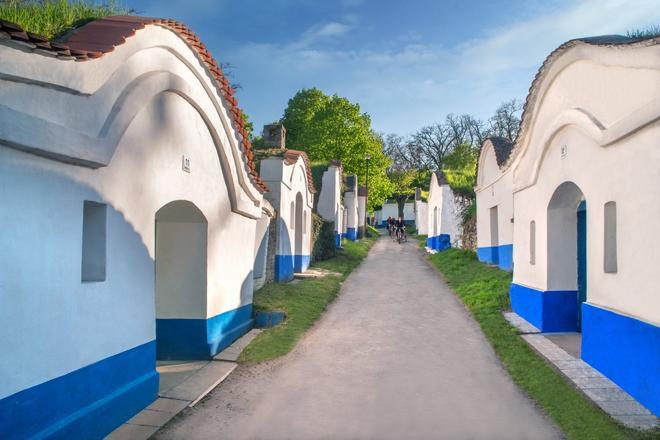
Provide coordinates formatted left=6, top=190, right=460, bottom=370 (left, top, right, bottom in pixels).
left=365, top=154, right=371, bottom=233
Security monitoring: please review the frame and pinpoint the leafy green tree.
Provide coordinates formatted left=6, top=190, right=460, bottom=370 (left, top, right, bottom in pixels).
left=281, top=88, right=331, bottom=150
left=388, top=168, right=417, bottom=218
left=241, top=112, right=254, bottom=139
left=281, top=89, right=392, bottom=208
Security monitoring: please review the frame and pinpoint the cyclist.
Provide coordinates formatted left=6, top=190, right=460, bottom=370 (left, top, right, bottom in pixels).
left=395, top=217, right=407, bottom=243
left=387, top=216, right=395, bottom=237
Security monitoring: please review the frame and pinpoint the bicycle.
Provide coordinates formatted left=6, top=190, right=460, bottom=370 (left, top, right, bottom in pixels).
left=396, top=226, right=407, bottom=244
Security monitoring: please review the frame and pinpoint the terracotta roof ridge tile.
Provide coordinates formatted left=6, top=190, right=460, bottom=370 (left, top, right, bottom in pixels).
left=0, top=15, right=269, bottom=193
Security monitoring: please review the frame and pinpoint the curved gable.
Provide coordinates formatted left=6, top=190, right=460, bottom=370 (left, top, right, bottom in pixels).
left=509, top=35, right=660, bottom=189
left=476, top=137, right=512, bottom=189
left=283, top=149, right=316, bottom=209
left=0, top=16, right=268, bottom=217
left=428, top=170, right=446, bottom=201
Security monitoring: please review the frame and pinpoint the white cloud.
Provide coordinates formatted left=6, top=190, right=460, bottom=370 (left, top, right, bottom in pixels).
left=229, top=0, right=660, bottom=134
left=314, top=22, right=352, bottom=37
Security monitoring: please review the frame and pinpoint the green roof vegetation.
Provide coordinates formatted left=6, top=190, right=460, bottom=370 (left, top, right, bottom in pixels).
left=310, top=160, right=329, bottom=195
left=0, top=0, right=129, bottom=40
left=626, top=25, right=660, bottom=39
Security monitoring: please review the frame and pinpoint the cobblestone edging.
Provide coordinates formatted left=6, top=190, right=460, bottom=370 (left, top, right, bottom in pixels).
left=504, top=311, right=658, bottom=430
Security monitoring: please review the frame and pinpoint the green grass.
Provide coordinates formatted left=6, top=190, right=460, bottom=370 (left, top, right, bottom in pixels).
left=310, top=160, right=330, bottom=196
left=239, top=236, right=377, bottom=362
left=0, top=0, right=129, bottom=40
left=426, top=248, right=659, bottom=440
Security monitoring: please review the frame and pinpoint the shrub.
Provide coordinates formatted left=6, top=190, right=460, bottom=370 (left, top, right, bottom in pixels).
left=311, top=213, right=336, bottom=262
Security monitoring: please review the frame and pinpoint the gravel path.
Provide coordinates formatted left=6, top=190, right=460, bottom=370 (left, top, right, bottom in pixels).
left=156, top=236, right=561, bottom=440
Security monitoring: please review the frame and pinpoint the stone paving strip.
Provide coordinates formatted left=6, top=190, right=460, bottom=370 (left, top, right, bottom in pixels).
left=105, top=329, right=262, bottom=440
left=503, top=311, right=541, bottom=334
left=505, top=311, right=659, bottom=430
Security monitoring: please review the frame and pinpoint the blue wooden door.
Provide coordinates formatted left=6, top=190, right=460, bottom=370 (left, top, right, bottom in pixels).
left=577, top=201, right=587, bottom=331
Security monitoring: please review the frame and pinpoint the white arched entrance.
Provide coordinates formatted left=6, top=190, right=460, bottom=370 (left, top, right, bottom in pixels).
left=155, top=200, right=208, bottom=359
left=547, top=182, right=587, bottom=331
left=294, top=192, right=304, bottom=272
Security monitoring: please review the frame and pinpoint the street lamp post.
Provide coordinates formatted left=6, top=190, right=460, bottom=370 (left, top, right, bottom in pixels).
left=365, top=154, right=371, bottom=234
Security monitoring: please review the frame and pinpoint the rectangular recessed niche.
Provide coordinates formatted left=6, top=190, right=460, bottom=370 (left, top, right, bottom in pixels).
left=82, top=201, right=107, bottom=282
left=604, top=201, right=617, bottom=273
left=530, top=220, right=536, bottom=265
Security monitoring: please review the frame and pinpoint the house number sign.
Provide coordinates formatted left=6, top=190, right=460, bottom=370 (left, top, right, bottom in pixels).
left=182, top=155, right=191, bottom=173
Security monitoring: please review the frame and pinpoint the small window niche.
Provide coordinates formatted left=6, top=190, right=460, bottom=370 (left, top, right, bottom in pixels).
left=529, top=220, right=536, bottom=265
left=290, top=202, right=295, bottom=230
left=82, top=201, right=107, bottom=282
left=604, top=201, right=617, bottom=273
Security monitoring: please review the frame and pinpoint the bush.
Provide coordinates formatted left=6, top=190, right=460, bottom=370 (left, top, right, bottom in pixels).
left=311, top=213, right=336, bottom=262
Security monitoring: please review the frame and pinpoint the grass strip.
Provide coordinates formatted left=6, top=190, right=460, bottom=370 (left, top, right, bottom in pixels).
left=239, top=236, right=376, bottom=363
left=426, top=248, right=658, bottom=440
left=0, top=0, right=129, bottom=40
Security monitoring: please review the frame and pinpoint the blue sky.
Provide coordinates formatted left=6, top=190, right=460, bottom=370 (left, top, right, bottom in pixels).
left=131, top=0, right=660, bottom=136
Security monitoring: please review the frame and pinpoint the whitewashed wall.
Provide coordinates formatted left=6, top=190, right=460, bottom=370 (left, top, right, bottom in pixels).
left=426, top=173, right=461, bottom=246
left=379, top=202, right=414, bottom=223
left=260, top=154, right=314, bottom=272
left=415, top=201, right=428, bottom=235
left=317, top=164, right=342, bottom=234
left=475, top=142, right=515, bottom=252
left=509, top=51, right=660, bottom=323
left=0, top=24, right=265, bottom=405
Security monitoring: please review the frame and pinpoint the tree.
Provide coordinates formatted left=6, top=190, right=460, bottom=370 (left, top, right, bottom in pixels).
left=281, top=88, right=331, bottom=150
left=388, top=168, right=417, bottom=218
left=281, top=89, right=392, bottom=208
left=488, top=99, right=523, bottom=141
left=241, top=112, right=254, bottom=139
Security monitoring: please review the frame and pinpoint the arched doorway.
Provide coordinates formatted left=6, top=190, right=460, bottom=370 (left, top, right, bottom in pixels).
left=547, top=182, right=587, bottom=331
left=154, top=200, right=208, bottom=359
left=294, top=192, right=304, bottom=272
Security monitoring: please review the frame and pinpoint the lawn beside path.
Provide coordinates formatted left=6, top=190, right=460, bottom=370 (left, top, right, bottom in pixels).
left=239, top=235, right=377, bottom=362
left=418, top=241, right=659, bottom=440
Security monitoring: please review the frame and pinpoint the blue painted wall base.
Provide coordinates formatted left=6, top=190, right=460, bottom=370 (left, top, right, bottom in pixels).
left=294, top=255, right=311, bottom=273
left=477, top=244, right=513, bottom=271
left=582, top=303, right=659, bottom=416
left=345, top=227, right=358, bottom=241
left=0, top=341, right=158, bottom=439
left=156, top=304, right=253, bottom=359
left=335, top=232, right=341, bottom=248
left=426, top=234, right=451, bottom=251
left=509, top=283, right=578, bottom=332
left=254, top=311, right=286, bottom=328
left=274, top=254, right=294, bottom=282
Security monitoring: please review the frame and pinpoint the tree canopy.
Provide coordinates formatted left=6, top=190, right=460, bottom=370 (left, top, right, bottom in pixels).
left=281, top=88, right=392, bottom=208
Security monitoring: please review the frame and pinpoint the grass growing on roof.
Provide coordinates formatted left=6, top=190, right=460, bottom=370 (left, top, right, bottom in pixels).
left=239, top=236, right=376, bottom=363
left=310, top=160, right=330, bottom=195
left=426, top=248, right=659, bottom=440
left=0, top=0, right=129, bottom=40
